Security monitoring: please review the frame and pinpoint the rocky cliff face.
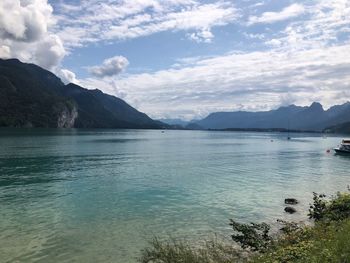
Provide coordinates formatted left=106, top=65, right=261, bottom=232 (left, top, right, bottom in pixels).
left=57, top=105, right=78, bottom=128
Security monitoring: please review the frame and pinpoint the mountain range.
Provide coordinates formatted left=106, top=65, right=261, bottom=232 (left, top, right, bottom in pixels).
left=0, top=58, right=164, bottom=129
left=1, top=58, right=349, bottom=132
left=193, top=102, right=350, bottom=132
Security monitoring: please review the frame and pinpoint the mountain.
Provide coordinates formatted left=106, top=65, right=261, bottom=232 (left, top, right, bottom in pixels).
left=324, top=122, right=350, bottom=134
left=195, top=102, right=350, bottom=131
left=0, top=58, right=163, bottom=129
left=185, top=122, right=203, bottom=130
left=158, top=118, right=189, bottom=127
left=60, top=84, right=162, bottom=128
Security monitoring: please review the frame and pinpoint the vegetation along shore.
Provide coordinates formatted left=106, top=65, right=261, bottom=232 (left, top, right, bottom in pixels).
left=140, top=190, right=350, bottom=263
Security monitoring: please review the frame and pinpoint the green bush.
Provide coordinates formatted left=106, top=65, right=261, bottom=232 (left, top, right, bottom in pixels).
left=309, top=192, right=350, bottom=222
left=229, top=220, right=271, bottom=252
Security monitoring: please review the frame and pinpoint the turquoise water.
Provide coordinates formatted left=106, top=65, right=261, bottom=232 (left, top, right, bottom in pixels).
left=0, top=129, right=349, bottom=262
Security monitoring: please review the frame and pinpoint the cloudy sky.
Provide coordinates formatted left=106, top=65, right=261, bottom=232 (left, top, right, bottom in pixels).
left=1, top=0, right=350, bottom=120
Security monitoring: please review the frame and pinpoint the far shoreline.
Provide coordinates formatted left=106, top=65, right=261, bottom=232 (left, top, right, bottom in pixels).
left=0, top=127, right=348, bottom=136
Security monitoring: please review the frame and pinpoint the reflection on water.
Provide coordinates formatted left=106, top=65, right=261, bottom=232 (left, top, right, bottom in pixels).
left=0, top=129, right=349, bottom=262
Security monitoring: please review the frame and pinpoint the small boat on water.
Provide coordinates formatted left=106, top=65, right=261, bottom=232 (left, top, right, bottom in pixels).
left=334, top=139, right=350, bottom=154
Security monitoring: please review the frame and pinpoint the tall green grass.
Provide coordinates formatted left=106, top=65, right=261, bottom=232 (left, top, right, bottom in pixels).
left=139, top=237, right=250, bottom=263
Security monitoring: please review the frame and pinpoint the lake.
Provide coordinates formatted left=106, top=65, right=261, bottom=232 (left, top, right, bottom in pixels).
left=0, top=129, right=349, bottom=262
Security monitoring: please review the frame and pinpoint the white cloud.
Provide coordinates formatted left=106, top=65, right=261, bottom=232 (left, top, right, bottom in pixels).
left=0, top=0, right=53, bottom=42
left=0, top=0, right=69, bottom=72
left=34, top=35, right=65, bottom=70
left=88, top=56, right=129, bottom=78
left=265, top=0, right=350, bottom=50
left=0, top=45, right=11, bottom=58
left=265, top=38, right=282, bottom=47
left=243, top=33, right=265, bottom=40
left=54, top=1, right=239, bottom=47
left=248, top=3, right=305, bottom=25
left=188, top=29, right=214, bottom=43
left=58, top=68, right=79, bottom=85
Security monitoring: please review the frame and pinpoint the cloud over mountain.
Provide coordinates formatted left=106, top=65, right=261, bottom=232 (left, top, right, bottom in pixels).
left=0, top=0, right=52, bottom=42
left=0, top=0, right=66, bottom=72
left=58, top=68, right=79, bottom=85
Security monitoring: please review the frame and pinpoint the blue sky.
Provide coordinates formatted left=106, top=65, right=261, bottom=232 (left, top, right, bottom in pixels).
left=1, top=0, right=350, bottom=120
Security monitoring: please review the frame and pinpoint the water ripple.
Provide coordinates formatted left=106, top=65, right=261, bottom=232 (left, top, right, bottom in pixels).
left=0, top=129, right=348, bottom=262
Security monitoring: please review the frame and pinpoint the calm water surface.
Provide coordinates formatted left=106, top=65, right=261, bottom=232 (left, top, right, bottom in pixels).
left=0, top=129, right=349, bottom=262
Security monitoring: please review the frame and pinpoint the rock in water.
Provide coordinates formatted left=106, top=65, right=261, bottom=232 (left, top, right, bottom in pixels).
left=285, top=207, right=297, bottom=214
left=285, top=198, right=298, bottom=205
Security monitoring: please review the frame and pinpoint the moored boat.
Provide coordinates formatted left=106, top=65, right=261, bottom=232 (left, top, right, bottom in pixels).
left=334, top=139, right=350, bottom=154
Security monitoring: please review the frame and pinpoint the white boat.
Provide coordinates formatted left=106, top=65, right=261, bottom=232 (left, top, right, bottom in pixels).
left=334, top=139, right=350, bottom=154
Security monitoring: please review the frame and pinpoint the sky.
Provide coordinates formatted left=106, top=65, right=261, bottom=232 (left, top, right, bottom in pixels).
left=0, top=0, right=350, bottom=120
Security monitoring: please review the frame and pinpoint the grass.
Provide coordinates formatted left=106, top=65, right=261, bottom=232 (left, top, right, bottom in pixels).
left=139, top=237, right=250, bottom=263
left=139, top=192, right=350, bottom=263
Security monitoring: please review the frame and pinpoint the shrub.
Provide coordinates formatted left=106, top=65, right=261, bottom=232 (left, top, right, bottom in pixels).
left=309, top=192, right=350, bottom=222
left=308, top=193, right=327, bottom=221
left=229, top=220, right=271, bottom=252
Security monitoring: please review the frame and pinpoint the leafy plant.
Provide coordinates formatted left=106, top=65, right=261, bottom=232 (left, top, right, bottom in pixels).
left=309, top=192, right=350, bottom=222
left=229, top=220, right=271, bottom=252
left=308, top=192, right=327, bottom=221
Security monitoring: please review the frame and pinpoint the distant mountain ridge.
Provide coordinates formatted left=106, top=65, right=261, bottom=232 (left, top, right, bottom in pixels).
left=0, top=58, right=163, bottom=129
left=158, top=118, right=190, bottom=126
left=195, top=102, right=350, bottom=131
left=324, top=122, right=350, bottom=134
